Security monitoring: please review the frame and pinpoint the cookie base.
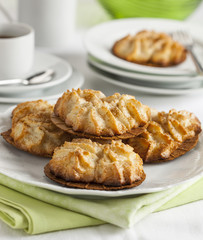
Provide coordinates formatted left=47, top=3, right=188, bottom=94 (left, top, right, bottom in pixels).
left=145, top=135, right=200, bottom=164
left=51, top=113, right=147, bottom=140
left=44, top=163, right=146, bottom=191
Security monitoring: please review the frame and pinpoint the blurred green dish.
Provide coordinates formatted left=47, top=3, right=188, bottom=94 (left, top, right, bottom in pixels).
left=98, top=0, right=202, bottom=20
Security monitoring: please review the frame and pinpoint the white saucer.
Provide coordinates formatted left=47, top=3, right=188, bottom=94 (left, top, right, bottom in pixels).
left=84, top=18, right=203, bottom=76
left=0, top=68, right=84, bottom=103
left=89, top=64, right=203, bottom=95
left=0, top=51, right=73, bottom=94
left=88, top=54, right=203, bottom=85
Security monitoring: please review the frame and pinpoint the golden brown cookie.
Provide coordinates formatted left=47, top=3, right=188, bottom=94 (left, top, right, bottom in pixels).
left=112, top=30, right=187, bottom=67
left=1, top=100, right=71, bottom=157
left=127, top=109, right=201, bottom=163
left=44, top=139, right=146, bottom=190
left=53, top=88, right=151, bottom=138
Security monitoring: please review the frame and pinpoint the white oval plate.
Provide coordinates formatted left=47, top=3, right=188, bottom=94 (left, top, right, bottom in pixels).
left=0, top=107, right=202, bottom=198
left=0, top=51, right=72, bottom=94
left=0, top=69, right=84, bottom=103
left=88, top=54, right=203, bottom=84
left=89, top=64, right=203, bottom=95
left=84, top=18, right=203, bottom=76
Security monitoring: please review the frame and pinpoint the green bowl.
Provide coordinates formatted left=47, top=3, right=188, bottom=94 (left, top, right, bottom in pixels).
left=98, top=0, right=201, bottom=20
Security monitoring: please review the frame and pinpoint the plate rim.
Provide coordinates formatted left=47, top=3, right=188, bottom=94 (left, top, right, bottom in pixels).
left=90, top=64, right=203, bottom=95
left=88, top=54, right=203, bottom=83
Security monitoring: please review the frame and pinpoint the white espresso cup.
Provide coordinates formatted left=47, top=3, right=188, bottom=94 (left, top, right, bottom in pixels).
left=0, top=22, right=34, bottom=79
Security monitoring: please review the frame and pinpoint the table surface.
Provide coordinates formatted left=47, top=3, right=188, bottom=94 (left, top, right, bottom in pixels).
left=1, top=2, right=203, bottom=239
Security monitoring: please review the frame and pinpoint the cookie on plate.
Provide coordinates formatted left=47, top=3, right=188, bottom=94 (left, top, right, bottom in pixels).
left=1, top=100, right=71, bottom=157
left=52, top=88, right=151, bottom=140
left=112, top=30, right=187, bottom=67
left=44, top=139, right=146, bottom=190
left=127, top=109, right=201, bottom=163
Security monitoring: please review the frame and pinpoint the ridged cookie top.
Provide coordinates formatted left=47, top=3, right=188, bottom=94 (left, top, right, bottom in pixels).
left=152, top=109, right=201, bottom=142
left=54, top=89, right=151, bottom=136
left=112, top=30, right=186, bottom=67
left=49, top=139, right=144, bottom=186
left=128, top=121, right=177, bottom=162
left=12, top=99, right=53, bottom=126
left=127, top=109, right=201, bottom=162
left=10, top=100, right=71, bottom=157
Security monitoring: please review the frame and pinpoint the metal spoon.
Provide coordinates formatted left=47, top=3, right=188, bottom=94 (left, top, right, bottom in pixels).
left=0, top=69, right=55, bottom=86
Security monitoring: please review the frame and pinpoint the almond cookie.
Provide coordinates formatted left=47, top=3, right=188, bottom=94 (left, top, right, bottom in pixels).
left=1, top=100, right=71, bottom=157
left=112, top=30, right=187, bottom=67
left=45, top=139, right=146, bottom=190
left=127, top=109, right=201, bottom=163
left=52, top=88, right=150, bottom=139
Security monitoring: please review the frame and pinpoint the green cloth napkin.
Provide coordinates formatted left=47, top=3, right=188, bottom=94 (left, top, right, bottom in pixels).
left=0, top=173, right=203, bottom=235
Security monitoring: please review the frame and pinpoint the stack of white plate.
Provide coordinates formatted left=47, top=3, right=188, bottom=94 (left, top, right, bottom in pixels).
left=0, top=51, right=84, bottom=103
left=84, top=18, right=203, bottom=95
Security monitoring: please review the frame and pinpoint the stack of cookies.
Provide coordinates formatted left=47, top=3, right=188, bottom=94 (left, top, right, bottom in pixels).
left=1, top=89, right=201, bottom=191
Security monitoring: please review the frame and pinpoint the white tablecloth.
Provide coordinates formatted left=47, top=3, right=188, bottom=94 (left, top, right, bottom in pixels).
left=1, top=1, right=203, bottom=239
